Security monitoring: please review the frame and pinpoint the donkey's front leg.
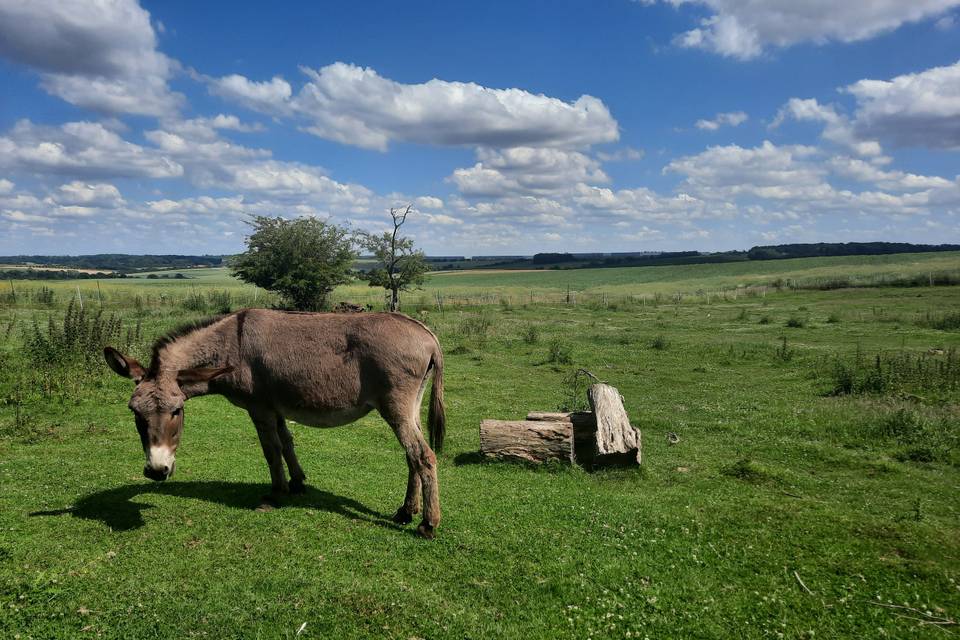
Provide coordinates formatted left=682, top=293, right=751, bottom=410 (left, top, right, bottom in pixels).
left=249, top=408, right=288, bottom=509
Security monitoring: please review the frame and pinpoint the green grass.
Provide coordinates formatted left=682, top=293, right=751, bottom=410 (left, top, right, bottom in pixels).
left=1, top=254, right=959, bottom=638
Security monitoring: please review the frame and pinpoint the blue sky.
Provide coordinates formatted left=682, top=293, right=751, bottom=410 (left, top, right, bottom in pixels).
left=1, top=0, right=958, bottom=256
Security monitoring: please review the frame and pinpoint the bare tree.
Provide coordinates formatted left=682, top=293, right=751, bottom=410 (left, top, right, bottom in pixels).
left=360, top=205, right=429, bottom=312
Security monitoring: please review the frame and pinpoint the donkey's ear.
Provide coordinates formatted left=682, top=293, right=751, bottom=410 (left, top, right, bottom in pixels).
left=104, top=347, right=146, bottom=383
left=176, top=365, right=234, bottom=398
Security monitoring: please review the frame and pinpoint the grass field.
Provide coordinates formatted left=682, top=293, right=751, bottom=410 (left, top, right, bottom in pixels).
left=1, top=253, right=959, bottom=638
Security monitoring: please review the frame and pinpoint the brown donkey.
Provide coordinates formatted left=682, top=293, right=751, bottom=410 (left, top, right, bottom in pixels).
left=104, top=309, right=445, bottom=538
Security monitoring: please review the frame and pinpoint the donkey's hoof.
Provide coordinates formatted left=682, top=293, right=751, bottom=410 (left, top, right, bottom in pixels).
left=289, top=478, right=306, bottom=494
left=392, top=507, right=414, bottom=525
left=415, top=523, right=436, bottom=540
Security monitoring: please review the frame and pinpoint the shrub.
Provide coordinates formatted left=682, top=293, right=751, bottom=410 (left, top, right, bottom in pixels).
left=758, top=316, right=771, bottom=325
left=785, top=317, right=805, bottom=328
left=826, top=312, right=841, bottom=324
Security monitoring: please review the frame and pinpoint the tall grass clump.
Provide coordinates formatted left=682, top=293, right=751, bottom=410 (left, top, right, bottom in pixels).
left=24, top=299, right=142, bottom=369
left=521, top=323, right=540, bottom=345
left=827, top=348, right=959, bottom=398
left=546, top=339, right=573, bottom=365
left=916, top=310, right=960, bottom=331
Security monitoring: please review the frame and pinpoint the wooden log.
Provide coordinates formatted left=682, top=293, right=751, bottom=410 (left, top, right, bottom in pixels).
left=587, top=384, right=641, bottom=465
left=526, top=411, right=597, bottom=466
left=479, top=419, right=573, bottom=464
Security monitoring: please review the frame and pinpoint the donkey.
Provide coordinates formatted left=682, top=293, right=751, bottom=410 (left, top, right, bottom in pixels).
left=103, top=309, right=445, bottom=538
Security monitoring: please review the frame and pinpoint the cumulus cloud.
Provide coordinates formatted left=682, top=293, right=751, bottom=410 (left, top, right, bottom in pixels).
left=52, top=181, right=126, bottom=208
left=209, top=62, right=619, bottom=151
left=450, top=147, right=608, bottom=198
left=0, top=0, right=182, bottom=116
left=665, top=140, right=826, bottom=200
left=695, top=111, right=748, bottom=131
left=845, top=59, right=960, bottom=149
left=0, top=120, right=183, bottom=179
left=771, top=98, right=883, bottom=157
left=646, top=0, right=960, bottom=59
left=828, top=156, right=952, bottom=191
left=208, top=75, right=293, bottom=115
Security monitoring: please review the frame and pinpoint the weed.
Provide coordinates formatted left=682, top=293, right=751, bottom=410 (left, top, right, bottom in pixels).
left=826, top=312, right=841, bottom=324
left=828, top=349, right=960, bottom=398
left=648, top=335, right=669, bottom=350
left=916, top=310, right=960, bottom=331
left=557, top=368, right=590, bottom=412
left=759, top=315, right=771, bottom=325
left=546, top=338, right=573, bottom=364
left=775, top=336, right=794, bottom=362
left=521, top=323, right=540, bottom=345
left=785, top=317, right=805, bottom=328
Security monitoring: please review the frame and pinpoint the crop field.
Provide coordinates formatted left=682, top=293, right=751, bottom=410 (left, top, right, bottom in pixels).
left=1, top=253, right=959, bottom=638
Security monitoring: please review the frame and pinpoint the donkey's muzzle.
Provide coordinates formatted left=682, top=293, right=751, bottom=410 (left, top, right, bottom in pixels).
left=143, top=466, right=170, bottom=482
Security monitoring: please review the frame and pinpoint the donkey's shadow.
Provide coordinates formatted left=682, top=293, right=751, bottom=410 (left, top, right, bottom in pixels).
left=30, top=481, right=398, bottom=532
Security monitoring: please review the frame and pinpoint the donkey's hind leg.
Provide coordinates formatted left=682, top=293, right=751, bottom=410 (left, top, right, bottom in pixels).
left=380, top=399, right=440, bottom=538
left=276, top=416, right=307, bottom=494
left=248, top=407, right=289, bottom=508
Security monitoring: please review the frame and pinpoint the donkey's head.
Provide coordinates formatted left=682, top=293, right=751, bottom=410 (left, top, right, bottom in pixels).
left=103, top=347, right=232, bottom=481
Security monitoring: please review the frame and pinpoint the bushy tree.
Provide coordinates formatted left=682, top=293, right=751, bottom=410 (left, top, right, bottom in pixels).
left=230, top=216, right=356, bottom=311
left=359, top=206, right=429, bottom=312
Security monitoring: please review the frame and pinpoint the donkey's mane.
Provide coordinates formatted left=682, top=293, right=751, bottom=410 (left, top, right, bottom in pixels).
left=148, top=314, right=230, bottom=376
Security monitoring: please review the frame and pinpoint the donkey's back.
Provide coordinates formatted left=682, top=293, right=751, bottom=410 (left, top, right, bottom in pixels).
left=225, top=310, right=441, bottom=426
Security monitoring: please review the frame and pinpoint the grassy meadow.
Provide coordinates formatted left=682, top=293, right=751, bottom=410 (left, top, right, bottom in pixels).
left=1, top=253, right=959, bottom=638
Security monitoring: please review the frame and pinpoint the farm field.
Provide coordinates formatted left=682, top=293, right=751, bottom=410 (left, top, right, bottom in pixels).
left=1, top=253, right=959, bottom=638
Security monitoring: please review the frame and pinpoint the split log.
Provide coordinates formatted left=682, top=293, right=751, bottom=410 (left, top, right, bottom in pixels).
left=587, top=384, right=641, bottom=465
left=526, top=411, right=597, bottom=467
left=479, top=419, right=573, bottom=464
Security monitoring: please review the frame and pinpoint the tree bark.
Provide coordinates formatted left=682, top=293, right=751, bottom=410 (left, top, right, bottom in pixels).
left=479, top=419, right=574, bottom=464
left=526, top=411, right=597, bottom=466
left=587, top=384, right=641, bottom=465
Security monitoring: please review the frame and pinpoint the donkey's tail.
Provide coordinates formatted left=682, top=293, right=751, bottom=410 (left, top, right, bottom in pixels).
left=427, top=346, right=446, bottom=453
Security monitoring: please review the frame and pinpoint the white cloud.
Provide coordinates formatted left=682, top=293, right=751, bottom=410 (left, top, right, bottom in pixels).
left=596, top=147, right=645, bottom=162
left=414, top=196, right=444, bottom=209
left=695, top=111, right=748, bottom=131
left=52, top=181, right=125, bottom=208
left=210, top=62, right=619, bottom=151
left=0, top=120, right=183, bottom=179
left=0, top=179, right=12, bottom=194
left=935, top=14, right=956, bottom=29
left=648, top=0, right=960, bottom=59
left=450, top=147, right=608, bottom=198
left=208, top=75, right=293, bottom=115
left=827, top=156, right=952, bottom=191
left=0, top=0, right=181, bottom=116
left=665, top=140, right=826, bottom=200
left=771, top=98, right=882, bottom=157
left=845, top=59, right=960, bottom=149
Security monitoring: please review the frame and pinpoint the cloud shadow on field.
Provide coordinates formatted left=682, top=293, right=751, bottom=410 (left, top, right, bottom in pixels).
left=29, top=481, right=401, bottom=532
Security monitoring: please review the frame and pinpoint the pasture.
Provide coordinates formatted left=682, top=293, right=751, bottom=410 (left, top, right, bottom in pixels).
left=1, top=253, right=959, bottom=638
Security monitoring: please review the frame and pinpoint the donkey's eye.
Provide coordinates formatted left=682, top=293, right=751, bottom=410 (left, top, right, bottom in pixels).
left=171, top=408, right=182, bottom=417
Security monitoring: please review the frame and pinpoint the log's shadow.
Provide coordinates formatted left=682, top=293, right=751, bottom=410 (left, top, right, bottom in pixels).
left=29, top=481, right=400, bottom=532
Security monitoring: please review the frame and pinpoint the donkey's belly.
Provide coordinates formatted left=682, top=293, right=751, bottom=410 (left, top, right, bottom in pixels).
left=281, top=404, right=375, bottom=428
